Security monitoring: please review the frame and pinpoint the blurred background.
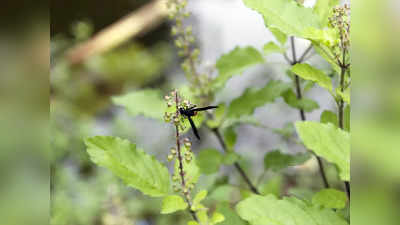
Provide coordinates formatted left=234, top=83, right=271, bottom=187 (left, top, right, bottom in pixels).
left=0, top=0, right=398, bottom=224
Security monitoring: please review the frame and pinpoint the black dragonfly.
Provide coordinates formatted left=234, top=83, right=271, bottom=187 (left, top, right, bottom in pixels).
left=179, top=105, right=218, bottom=140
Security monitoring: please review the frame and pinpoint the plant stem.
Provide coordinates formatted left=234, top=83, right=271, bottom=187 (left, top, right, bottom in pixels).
left=338, top=45, right=351, bottom=200
left=211, top=128, right=260, bottom=195
left=174, top=92, right=198, bottom=222
left=290, top=37, right=330, bottom=189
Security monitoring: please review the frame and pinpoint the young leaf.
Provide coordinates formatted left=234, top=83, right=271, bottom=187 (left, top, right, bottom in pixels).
left=197, top=149, right=223, bottom=175
left=282, top=89, right=320, bottom=112
left=264, top=150, right=311, bottom=171
left=313, top=43, right=341, bottom=73
left=263, top=42, right=285, bottom=55
left=227, top=80, right=290, bottom=118
left=243, top=0, right=321, bottom=38
left=272, top=122, right=295, bottom=140
left=161, top=195, right=188, bottom=214
left=212, top=46, right=264, bottom=91
left=295, top=121, right=350, bottom=181
left=112, top=89, right=165, bottom=121
left=211, top=212, right=225, bottom=225
left=320, top=110, right=338, bottom=126
left=291, top=63, right=332, bottom=91
left=312, top=188, right=347, bottom=209
left=236, top=194, right=349, bottom=225
left=84, top=136, right=171, bottom=197
left=192, top=190, right=208, bottom=210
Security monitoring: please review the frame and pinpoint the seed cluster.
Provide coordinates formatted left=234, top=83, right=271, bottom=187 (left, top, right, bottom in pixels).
left=329, top=4, right=351, bottom=63
left=166, top=0, right=213, bottom=106
left=163, top=90, right=195, bottom=197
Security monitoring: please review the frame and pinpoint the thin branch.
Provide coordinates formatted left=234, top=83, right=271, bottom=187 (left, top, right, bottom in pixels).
left=290, top=36, right=330, bottom=189
left=66, top=0, right=168, bottom=65
left=211, top=128, right=260, bottom=195
left=298, top=44, right=313, bottom=63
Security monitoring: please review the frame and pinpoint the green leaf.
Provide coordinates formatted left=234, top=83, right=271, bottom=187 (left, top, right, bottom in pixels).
left=197, top=149, right=223, bottom=175
left=272, top=122, right=295, bottom=139
left=84, top=136, right=171, bottom=197
left=312, top=188, right=347, bottom=209
left=313, top=0, right=339, bottom=26
left=192, top=190, right=208, bottom=211
left=209, top=185, right=236, bottom=202
left=263, top=42, right=285, bottom=55
left=259, top=175, right=283, bottom=197
left=270, top=27, right=287, bottom=45
left=161, top=195, right=188, bottom=214
left=320, top=110, right=338, bottom=126
left=211, top=212, right=225, bottom=225
left=213, top=46, right=264, bottom=91
left=282, top=89, right=319, bottom=112
left=243, top=0, right=321, bottom=38
left=223, top=126, right=237, bottom=151
left=112, top=89, right=165, bottom=121
left=175, top=146, right=200, bottom=186
left=236, top=194, right=349, bottom=225
left=291, top=63, right=332, bottom=91
left=264, top=150, right=311, bottom=171
left=222, top=152, right=240, bottom=165
left=197, top=210, right=209, bottom=224
left=227, top=80, right=290, bottom=118
left=295, top=121, right=350, bottom=181
left=216, top=202, right=248, bottom=225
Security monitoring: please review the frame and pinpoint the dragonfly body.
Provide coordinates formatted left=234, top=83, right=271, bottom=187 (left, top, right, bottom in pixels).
left=179, top=106, right=218, bottom=140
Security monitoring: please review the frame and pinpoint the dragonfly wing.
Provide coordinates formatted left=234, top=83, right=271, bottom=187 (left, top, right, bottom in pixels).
left=193, top=106, right=218, bottom=112
left=188, top=116, right=200, bottom=140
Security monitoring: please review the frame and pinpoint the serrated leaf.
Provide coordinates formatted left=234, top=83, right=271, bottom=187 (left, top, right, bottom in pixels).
left=227, top=80, right=290, bottom=118
left=216, top=202, right=248, bottom=225
left=84, top=136, right=170, bottom=197
left=295, top=121, right=350, bottom=181
left=243, top=0, right=322, bottom=38
left=236, top=194, right=349, bottom=225
left=291, top=63, right=332, bottom=91
left=263, top=42, right=285, bottom=55
left=211, top=212, right=225, bottom=225
left=175, top=146, right=200, bottom=186
left=197, top=149, right=223, bottom=175
left=112, top=89, right=165, bottom=120
left=282, top=89, right=319, bottom=112
left=312, top=188, right=347, bottom=209
left=264, top=150, right=311, bottom=171
left=213, top=46, right=264, bottom=91
left=161, top=195, right=188, bottom=214
left=313, top=0, right=339, bottom=26
left=320, top=110, right=338, bottom=126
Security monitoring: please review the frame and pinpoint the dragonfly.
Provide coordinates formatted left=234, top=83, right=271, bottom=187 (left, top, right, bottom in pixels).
left=179, top=105, right=218, bottom=140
